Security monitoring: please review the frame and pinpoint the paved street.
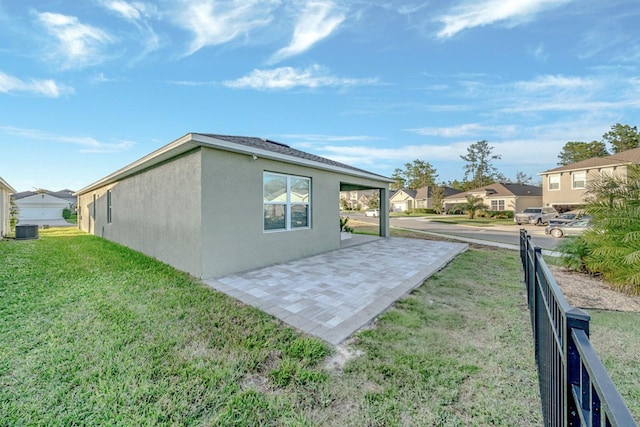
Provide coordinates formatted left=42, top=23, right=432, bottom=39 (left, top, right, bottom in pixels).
left=351, top=213, right=558, bottom=250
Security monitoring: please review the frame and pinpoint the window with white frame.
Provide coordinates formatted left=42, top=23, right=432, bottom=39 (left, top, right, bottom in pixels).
left=107, top=190, right=112, bottom=223
left=572, top=171, right=586, bottom=189
left=490, top=200, right=505, bottom=211
left=263, top=172, right=310, bottom=231
left=548, top=174, right=560, bottom=191
left=599, top=167, right=614, bottom=181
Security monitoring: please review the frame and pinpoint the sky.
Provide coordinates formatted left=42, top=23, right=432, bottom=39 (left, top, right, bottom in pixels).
left=2, top=0, right=640, bottom=192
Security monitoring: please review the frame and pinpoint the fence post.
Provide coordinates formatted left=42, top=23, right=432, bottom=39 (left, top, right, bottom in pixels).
left=566, top=307, right=591, bottom=425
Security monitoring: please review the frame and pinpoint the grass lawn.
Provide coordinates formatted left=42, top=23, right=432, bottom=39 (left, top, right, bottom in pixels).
left=427, top=216, right=515, bottom=227
left=1, top=228, right=636, bottom=425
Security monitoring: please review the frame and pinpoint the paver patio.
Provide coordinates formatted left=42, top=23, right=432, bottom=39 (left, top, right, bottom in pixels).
left=204, top=237, right=468, bottom=345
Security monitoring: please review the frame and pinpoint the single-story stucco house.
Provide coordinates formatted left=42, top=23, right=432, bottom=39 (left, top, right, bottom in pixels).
left=442, top=182, right=542, bottom=213
left=390, top=186, right=461, bottom=212
left=13, top=192, right=71, bottom=224
left=1, top=176, right=16, bottom=237
left=76, top=133, right=393, bottom=278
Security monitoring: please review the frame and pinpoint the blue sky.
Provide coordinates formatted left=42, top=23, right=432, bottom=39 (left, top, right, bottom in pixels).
left=2, top=0, right=639, bottom=192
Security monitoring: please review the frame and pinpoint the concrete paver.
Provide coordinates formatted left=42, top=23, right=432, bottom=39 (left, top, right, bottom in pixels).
left=203, top=237, right=468, bottom=345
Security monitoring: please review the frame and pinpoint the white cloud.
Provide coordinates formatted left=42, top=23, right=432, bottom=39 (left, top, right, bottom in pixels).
left=0, top=71, right=74, bottom=97
left=513, top=74, right=595, bottom=91
left=103, top=1, right=156, bottom=21
left=406, top=123, right=518, bottom=138
left=101, top=1, right=161, bottom=58
left=36, top=12, right=115, bottom=69
left=174, top=0, right=278, bottom=56
left=436, top=0, right=572, bottom=39
left=0, top=126, right=134, bottom=153
left=223, top=64, right=378, bottom=90
left=269, top=1, right=345, bottom=64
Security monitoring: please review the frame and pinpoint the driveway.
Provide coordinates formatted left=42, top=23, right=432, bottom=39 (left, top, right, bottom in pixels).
left=17, top=219, right=75, bottom=227
left=204, top=237, right=467, bottom=345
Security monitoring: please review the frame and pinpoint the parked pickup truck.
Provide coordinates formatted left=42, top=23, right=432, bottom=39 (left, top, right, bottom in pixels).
left=514, top=207, right=558, bottom=226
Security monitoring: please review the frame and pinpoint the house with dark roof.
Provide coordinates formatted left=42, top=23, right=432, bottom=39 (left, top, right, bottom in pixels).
left=442, top=183, right=542, bottom=213
left=1, top=177, right=16, bottom=237
left=389, top=186, right=462, bottom=212
left=75, top=133, right=393, bottom=278
left=12, top=189, right=77, bottom=225
left=539, top=147, right=640, bottom=211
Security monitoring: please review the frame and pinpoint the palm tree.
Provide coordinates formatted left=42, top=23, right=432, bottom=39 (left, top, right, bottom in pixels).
left=456, top=195, right=486, bottom=219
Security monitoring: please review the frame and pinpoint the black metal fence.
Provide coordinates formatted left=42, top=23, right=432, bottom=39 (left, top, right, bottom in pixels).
left=519, top=230, right=637, bottom=427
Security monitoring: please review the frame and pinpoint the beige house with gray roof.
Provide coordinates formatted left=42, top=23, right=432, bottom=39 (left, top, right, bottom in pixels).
left=539, top=147, right=640, bottom=211
left=442, top=183, right=542, bottom=213
left=76, top=133, right=393, bottom=278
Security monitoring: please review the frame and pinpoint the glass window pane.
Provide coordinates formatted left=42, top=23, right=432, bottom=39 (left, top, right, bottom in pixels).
left=290, top=204, right=308, bottom=228
left=264, top=174, right=287, bottom=203
left=264, top=204, right=286, bottom=230
left=290, top=177, right=309, bottom=202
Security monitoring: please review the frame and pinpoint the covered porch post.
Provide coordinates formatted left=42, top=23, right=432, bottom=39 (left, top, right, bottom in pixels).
left=379, top=187, right=390, bottom=237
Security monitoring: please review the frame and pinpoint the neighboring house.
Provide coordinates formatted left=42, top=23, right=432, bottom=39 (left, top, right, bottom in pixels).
left=340, top=189, right=376, bottom=210
left=442, top=183, right=542, bottom=213
left=48, top=189, right=77, bottom=211
left=390, top=186, right=462, bottom=212
left=0, top=177, right=16, bottom=237
left=13, top=192, right=70, bottom=223
left=389, top=188, right=418, bottom=212
left=539, top=147, right=640, bottom=211
left=76, top=133, right=393, bottom=279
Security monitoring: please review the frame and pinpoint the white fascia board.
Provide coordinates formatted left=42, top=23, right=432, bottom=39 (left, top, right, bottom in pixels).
left=76, top=133, right=392, bottom=195
left=538, top=160, right=628, bottom=176
left=0, top=177, right=17, bottom=194
left=194, top=134, right=393, bottom=184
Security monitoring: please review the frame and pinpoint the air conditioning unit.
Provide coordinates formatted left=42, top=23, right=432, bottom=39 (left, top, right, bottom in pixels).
left=15, top=224, right=39, bottom=240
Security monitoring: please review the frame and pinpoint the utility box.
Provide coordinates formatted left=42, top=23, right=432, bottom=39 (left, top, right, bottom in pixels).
left=15, top=224, right=39, bottom=240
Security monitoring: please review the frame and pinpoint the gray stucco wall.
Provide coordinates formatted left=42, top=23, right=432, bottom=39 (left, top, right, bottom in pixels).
left=77, top=145, right=389, bottom=279
left=199, top=147, right=388, bottom=278
left=78, top=150, right=203, bottom=276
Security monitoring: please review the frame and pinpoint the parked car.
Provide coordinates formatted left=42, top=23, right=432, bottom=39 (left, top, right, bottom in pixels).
left=547, top=210, right=589, bottom=226
left=514, top=207, right=558, bottom=225
left=365, top=209, right=380, bottom=217
left=545, top=218, right=592, bottom=238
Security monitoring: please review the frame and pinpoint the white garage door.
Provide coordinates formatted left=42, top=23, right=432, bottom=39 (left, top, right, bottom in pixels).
left=18, top=207, right=63, bottom=221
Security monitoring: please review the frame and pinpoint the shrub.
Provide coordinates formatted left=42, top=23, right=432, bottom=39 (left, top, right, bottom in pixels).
left=484, top=210, right=514, bottom=219
left=62, top=208, right=72, bottom=219
left=558, top=165, right=640, bottom=294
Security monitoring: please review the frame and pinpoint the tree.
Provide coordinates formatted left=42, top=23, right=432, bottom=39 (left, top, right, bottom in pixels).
left=390, top=168, right=405, bottom=190
left=460, top=140, right=502, bottom=189
left=430, top=185, right=445, bottom=214
left=456, top=195, right=486, bottom=219
left=602, top=123, right=640, bottom=154
left=514, top=171, right=533, bottom=185
left=447, top=179, right=465, bottom=191
left=392, top=159, right=439, bottom=190
left=557, top=141, right=608, bottom=166
left=366, top=191, right=380, bottom=210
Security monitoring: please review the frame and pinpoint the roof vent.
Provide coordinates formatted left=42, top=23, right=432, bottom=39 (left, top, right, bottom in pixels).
left=264, top=138, right=290, bottom=148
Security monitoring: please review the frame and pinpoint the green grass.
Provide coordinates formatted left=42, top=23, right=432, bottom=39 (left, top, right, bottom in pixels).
left=428, top=216, right=515, bottom=227
left=590, top=310, right=640, bottom=418
left=1, top=228, right=637, bottom=425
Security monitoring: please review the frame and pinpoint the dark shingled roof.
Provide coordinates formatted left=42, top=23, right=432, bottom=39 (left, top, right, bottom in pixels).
left=443, top=182, right=542, bottom=199
left=197, top=133, right=390, bottom=179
